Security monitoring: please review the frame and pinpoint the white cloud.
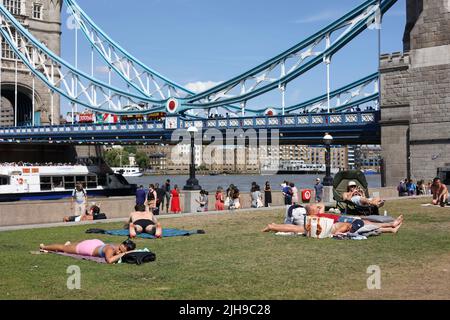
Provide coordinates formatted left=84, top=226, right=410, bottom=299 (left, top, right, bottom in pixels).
left=290, top=89, right=302, bottom=102
left=95, top=66, right=110, bottom=74
left=184, top=81, right=222, bottom=93
left=293, top=10, right=342, bottom=24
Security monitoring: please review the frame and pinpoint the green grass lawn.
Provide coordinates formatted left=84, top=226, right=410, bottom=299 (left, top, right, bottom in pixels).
left=1, top=197, right=450, bottom=300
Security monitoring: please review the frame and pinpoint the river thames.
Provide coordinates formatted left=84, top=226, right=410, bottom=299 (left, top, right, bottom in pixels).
left=128, top=173, right=381, bottom=192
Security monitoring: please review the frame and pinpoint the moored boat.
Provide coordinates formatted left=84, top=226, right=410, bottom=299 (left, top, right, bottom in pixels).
left=0, top=160, right=136, bottom=202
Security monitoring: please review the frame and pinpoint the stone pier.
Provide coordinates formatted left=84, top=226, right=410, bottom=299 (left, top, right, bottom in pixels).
left=380, top=0, right=450, bottom=186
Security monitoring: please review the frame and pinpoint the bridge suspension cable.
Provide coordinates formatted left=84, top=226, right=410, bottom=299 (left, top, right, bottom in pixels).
left=0, top=0, right=392, bottom=117
left=181, top=0, right=396, bottom=110
left=64, top=0, right=195, bottom=101
left=63, top=0, right=394, bottom=115
left=0, top=4, right=168, bottom=115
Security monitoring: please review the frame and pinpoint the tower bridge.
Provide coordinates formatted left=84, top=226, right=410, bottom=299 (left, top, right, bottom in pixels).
left=0, top=0, right=448, bottom=186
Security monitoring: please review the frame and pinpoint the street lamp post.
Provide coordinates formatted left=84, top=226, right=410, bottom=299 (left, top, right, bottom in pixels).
left=183, top=126, right=202, bottom=191
left=323, top=133, right=334, bottom=186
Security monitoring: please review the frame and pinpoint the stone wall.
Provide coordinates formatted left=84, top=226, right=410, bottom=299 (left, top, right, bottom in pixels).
left=0, top=187, right=400, bottom=227
left=1, top=0, right=62, bottom=125
left=381, top=0, right=450, bottom=186
left=409, top=0, right=450, bottom=49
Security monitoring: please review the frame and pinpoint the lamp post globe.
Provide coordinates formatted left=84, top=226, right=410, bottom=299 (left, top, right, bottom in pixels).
left=323, top=133, right=334, bottom=186
left=183, top=126, right=202, bottom=191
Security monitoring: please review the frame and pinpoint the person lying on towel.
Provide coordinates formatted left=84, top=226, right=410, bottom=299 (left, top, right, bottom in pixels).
left=127, top=204, right=163, bottom=239
left=342, top=181, right=385, bottom=208
left=262, top=204, right=403, bottom=236
left=63, top=204, right=99, bottom=223
left=39, top=239, right=136, bottom=264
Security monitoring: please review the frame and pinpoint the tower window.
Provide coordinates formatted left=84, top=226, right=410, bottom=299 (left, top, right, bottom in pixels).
left=3, top=0, right=22, bottom=15
left=33, top=3, right=43, bottom=20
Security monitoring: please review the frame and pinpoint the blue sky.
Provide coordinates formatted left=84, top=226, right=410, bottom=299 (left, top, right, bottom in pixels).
left=60, top=0, right=406, bottom=114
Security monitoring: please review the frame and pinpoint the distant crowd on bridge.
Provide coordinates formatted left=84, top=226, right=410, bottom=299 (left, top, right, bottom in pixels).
left=0, top=161, right=81, bottom=167
left=205, top=105, right=378, bottom=119
left=0, top=158, right=102, bottom=167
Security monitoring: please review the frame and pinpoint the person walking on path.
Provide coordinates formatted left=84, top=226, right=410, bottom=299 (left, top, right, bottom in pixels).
left=135, top=185, right=146, bottom=206
left=163, top=179, right=171, bottom=213
left=264, top=181, right=272, bottom=207
left=290, top=182, right=299, bottom=205
left=215, top=187, right=225, bottom=211
left=170, top=184, right=182, bottom=214
left=314, top=178, right=324, bottom=203
left=155, top=183, right=166, bottom=215
left=71, top=183, right=87, bottom=217
left=146, top=184, right=158, bottom=213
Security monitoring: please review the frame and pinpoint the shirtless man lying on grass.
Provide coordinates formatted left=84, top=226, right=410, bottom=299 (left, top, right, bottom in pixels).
left=127, top=204, right=163, bottom=238
left=262, top=204, right=403, bottom=235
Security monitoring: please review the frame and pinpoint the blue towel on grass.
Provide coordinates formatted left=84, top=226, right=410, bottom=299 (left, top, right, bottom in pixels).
left=104, top=228, right=204, bottom=239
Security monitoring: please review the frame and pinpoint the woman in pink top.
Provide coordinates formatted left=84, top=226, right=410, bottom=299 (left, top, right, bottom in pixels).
left=39, top=239, right=136, bottom=264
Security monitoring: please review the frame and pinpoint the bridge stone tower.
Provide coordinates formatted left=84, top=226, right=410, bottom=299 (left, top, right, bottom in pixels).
left=0, top=0, right=62, bottom=126
left=380, top=0, right=450, bottom=186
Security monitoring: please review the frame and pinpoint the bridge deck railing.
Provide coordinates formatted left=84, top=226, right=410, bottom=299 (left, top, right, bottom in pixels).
left=0, top=111, right=379, bottom=138
left=180, top=111, right=378, bottom=130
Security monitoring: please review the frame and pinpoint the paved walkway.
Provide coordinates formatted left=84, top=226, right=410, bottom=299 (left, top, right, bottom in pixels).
left=0, top=195, right=431, bottom=232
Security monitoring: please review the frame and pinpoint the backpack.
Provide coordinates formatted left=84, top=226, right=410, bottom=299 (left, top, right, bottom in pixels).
left=121, top=251, right=156, bottom=265
left=284, top=205, right=307, bottom=225
left=400, top=183, right=407, bottom=193
left=73, top=188, right=86, bottom=198
left=85, top=228, right=106, bottom=234
left=93, top=213, right=107, bottom=220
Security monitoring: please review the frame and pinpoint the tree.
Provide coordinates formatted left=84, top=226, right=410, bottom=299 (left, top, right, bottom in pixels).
left=104, top=149, right=130, bottom=167
left=135, top=151, right=150, bottom=169
left=123, top=146, right=137, bottom=154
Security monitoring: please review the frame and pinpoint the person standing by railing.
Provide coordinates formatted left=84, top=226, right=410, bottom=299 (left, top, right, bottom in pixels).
left=215, top=187, right=225, bottom=211
left=163, top=179, right=171, bottom=214
left=135, top=185, right=146, bottom=206
left=314, top=178, right=324, bottom=203
left=71, top=183, right=87, bottom=217
left=264, top=181, right=272, bottom=207
left=170, top=185, right=181, bottom=214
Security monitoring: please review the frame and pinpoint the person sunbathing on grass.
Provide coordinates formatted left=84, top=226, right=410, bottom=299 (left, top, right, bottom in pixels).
left=39, top=239, right=136, bottom=264
left=262, top=204, right=404, bottom=235
left=63, top=204, right=99, bottom=223
left=127, top=204, right=163, bottom=239
left=431, top=177, right=449, bottom=207
left=342, top=181, right=385, bottom=208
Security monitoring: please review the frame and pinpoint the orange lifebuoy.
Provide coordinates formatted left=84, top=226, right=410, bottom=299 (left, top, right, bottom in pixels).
left=18, top=178, right=24, bottom=185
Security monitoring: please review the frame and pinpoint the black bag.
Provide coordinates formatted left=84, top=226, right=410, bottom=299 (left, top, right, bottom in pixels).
left=93, top=213, right=107, bottom=220
left=121, top=251, right=156, bottom=265
left=85, top=228, right=106, bottom=234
